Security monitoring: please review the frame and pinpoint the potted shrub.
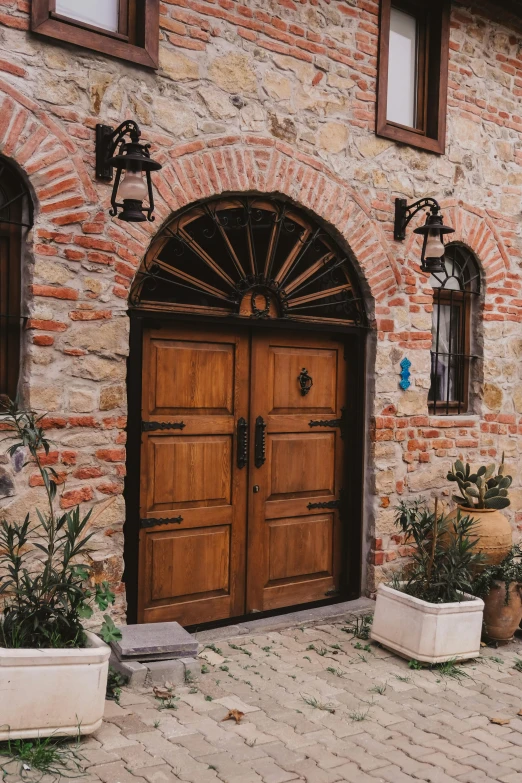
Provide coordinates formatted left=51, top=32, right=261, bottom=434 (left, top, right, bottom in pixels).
left=447, top=457, right=512, bottom=567
left=371, top=499, right=484, bottom=663
left=472, top=545, right=522, bottom=643
left=0, top=403, right=121, bottom=740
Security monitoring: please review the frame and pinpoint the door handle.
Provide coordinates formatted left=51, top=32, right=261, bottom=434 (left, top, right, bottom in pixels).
left=255, top=416, right=267, bottom=468
left=237, top=417, right=248, bottom=469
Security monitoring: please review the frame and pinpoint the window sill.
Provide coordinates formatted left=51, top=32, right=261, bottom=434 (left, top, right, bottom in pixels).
left=376, top=121, right=445, bottom=155
left=428, top=413, right=479, bottom=423
left=31, top=13, right=159, bottom=69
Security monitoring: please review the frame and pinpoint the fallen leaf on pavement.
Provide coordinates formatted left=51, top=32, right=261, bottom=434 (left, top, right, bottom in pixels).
left=490, top=717, right=510, bottom=725
left=153, top=686, right=172, bottom=699
left=221, top=709, right=244, bottom=724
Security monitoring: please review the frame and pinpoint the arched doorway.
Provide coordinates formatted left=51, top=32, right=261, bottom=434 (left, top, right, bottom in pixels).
left=125, top=195, right=368, bottom=627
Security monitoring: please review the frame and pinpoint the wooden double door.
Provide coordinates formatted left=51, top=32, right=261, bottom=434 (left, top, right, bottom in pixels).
left=138, top=324, right=347, bottom=626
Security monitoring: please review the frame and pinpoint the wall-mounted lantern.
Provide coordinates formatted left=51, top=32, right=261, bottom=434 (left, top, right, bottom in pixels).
left=95, top=120, right=162, bottom=223
left=394, top=197, right=454, bottom=274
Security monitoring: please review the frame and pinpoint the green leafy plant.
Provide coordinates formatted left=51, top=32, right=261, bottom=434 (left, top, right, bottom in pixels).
left=341, top=613, right=373, bottom=640
left=472, top=545, right=522, bottom=604
left=0, top=734, right=83, bottom=780
left=447, top=456, right=511, bottom=510
left=391, top=499, right=483, bottom=604
left=0, top=402, right=121, bottom=649
left=106, top=666, right=128, bottom=703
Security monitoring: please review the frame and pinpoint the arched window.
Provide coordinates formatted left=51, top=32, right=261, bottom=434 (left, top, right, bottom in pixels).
left=429, top=243, right=480, bottom=415
left=0, top=158, right=32, bottom=402
left=131, top=196, right=366, bottom=327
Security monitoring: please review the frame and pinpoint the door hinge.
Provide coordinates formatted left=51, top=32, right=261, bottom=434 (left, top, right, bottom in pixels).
left=140, top=516, right=183, bottom=528
left=307, top=499, right=340, bottom=510
left=309, top=406, right=346, bottom=438
left=141, top=421, right=186, bottom=432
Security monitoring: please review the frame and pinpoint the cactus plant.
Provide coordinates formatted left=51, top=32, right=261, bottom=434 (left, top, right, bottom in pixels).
left=447, top=455, right=511, bottom=511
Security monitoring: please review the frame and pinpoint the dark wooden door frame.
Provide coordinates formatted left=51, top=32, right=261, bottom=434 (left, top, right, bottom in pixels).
left=124, top=309, right=368, bottom=626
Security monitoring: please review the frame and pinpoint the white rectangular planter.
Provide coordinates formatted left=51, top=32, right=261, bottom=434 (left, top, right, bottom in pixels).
left=0, top=631, right=110, bottom=740
left=370, top=584, right=484, bottom=663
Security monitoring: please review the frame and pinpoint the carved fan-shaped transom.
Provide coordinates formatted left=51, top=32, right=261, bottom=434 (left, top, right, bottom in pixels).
left=131, top=196, right=366, bottom=326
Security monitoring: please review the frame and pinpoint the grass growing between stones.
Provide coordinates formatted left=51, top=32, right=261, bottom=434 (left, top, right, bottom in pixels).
left=0, top=735, right=83, bottom=781
left=301, top=695, right=336, bottom=713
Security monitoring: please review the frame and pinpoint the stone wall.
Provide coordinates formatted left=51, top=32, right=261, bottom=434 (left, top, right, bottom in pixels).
left=1, top=0, right=522, bottom=617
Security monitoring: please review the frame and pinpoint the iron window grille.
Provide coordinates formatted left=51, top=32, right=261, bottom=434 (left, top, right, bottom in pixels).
left=428, top=243, right=480, bottom=415
left=0, top=157, right=33, bottom=401
left=131, top=195, right=367, bottom=328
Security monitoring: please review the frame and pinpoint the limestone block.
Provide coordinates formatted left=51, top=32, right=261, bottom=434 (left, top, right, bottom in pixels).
left=327, top=72, right=355, bottom=90
left=198, top=87, right=237, bottom=120
left=513, top=385, right=522, bottom=414
left=408, top=463, right=450, bottom=492
left=155, top=97, right=197, bottom=135
left=396, top=390, right=427, bottom=416
left=273, top=54, right=314, bottom=83
left=34, top=260, right=74, bottom=286
left=71, top=356, right=126, bottom=382
left=159, top=48, right=199, bottom=81
left=89, top=72, right=112, bottom=115
left=100, top=384, right=126, bottom=411
left=66, top=320, right=129, bottom=356
left=69, top=388, right=96, bottom=413
left=209, top=53, right=257, bottom=94
left=263, top=71, right=292, bottom=101
left=318, top=122, right=348, bottom=153
left=30, top=384, right=62, bottom=412
left=356, top=137, right=393, bottom=158
left=268, top=113, right=297, bottom=143
left=240, top=103, right=265, bottom=132
left=483, top=382, right=503, bottom=411
left=36, top=74, right=81, bottom=106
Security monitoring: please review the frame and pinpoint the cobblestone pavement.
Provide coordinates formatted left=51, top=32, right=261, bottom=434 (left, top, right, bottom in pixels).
left=6, top=616, right=522, bottom=783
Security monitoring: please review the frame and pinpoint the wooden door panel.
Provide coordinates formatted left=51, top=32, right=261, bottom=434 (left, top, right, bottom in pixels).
left=269, top=433, right=335, bottom=499
left=268, top=515, right=332, bottom=581
left=146, top=436, right=231, bottom=510
left=148, top=527, right=230, bottom=601
left=139, top=325, right=249, bottom=626
left=247, top=331, right=345, bottom=613
left=271, top=347, right=337, bottom=412
left=150, top=339, right=234, bottom=414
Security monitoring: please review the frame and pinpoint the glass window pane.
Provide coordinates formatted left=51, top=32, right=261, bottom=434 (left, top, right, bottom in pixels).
left=387, top=7, right=418, bottom=128
left=430, top=303, right=461, bottom=402
left=55, top=0, right=119, bottom=33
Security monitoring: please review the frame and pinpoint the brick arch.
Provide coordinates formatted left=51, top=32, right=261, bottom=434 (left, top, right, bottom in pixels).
left=138, top=137, right=401, bottom=310
left=402, top=200, right=512, bottom=290
left=0, top=79, right=97, bottom=213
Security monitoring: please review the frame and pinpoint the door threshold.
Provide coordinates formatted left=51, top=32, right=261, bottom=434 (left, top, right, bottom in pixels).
left=188, top=596, right=375, bottom=644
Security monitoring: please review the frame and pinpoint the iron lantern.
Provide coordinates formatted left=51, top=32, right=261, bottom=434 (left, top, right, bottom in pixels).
left=95, top=120, right=162, bottom=223
left=394, top=197, right=454, bottom=274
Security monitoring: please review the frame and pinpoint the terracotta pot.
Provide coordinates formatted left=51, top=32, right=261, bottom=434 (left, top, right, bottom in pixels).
left=483, top=580, right=522, bottom=642
left=446, top=506, right=512, bottom=569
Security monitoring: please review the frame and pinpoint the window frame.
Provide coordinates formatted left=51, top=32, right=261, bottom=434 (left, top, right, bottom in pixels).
left=376, top=0, right=450, bottom=154
left=0, top=160, right=32, bottom=404
left=31, top=0, right=159, bottom=69
left=428, top=245, right=480, bottom=416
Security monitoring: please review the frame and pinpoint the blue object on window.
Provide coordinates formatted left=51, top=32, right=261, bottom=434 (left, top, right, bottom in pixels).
left=399, top=357, right=411, bottom=390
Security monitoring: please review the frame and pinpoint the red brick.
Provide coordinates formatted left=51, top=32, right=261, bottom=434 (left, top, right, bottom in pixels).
left=33, top=334, right=54, bottom=346
left=60, top=486, right=94, bottom=509
left=96, top=448, right=126, bottom=463
left=97, top=481, right=124, bottom=495
left=27, top=319, right=67, bottom=332
left=69, top=309, right=112, bottom=321
left=73, top=466, right=103, bottom=480
left=61, top=451, right=77, bottom=465
left=31, top=285, right=78, bottom=301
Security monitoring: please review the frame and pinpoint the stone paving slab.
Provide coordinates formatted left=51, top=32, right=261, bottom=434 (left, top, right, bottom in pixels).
left=5, top=610, right=522, bottom=783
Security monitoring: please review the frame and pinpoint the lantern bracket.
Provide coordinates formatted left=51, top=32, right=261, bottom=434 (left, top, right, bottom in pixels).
left=95, top=120, right=142, bottom=181
left=394, top=197, right=442, bottom=241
